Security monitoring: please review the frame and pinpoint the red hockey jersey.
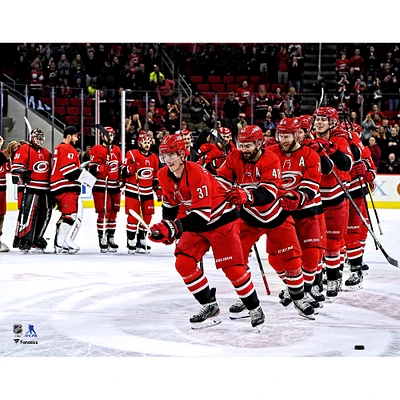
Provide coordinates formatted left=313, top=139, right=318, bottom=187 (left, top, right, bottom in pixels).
left=124, top=149, right=159, bottom=201
left=267, top=144, right=323, bottom=218
left=158, top=161, right=238, bottom=233
left=50, top=143, right=81, bottom=196
left=217, top=149, right=287, bottom=229
left=89, top=144, right=122, bottom=194
left=319, top=135, right=353, bottom=206
left=0, top=154, right=10, bottom=192
left=11, top=143, right=51, bottom=193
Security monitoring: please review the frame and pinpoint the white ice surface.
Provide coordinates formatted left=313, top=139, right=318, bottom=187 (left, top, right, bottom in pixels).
left=1, top=207, right=400, bottom=357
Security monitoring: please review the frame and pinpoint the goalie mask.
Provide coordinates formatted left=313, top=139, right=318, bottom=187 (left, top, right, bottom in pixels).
left=29, top=129, right=45, bottom=147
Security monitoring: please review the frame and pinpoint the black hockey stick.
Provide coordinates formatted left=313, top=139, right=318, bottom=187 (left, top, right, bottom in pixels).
left=253, top=243, right=271, bottom=295
left=95, top=124, right=111, bottom=240
left=332, top=169, right=398, bottom=267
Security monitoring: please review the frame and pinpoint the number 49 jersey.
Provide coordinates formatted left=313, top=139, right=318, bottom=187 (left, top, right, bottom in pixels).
left=267, top=144, right=323, bottom=218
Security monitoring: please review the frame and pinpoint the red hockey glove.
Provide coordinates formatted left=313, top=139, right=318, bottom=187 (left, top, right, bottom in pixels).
left=127, top=162, right=140, bottom=176
left=353, top=161, right=366, bottom=177
left=155, top=186, right=163, bottom=202
left=280, top=190, right=307, bottom=211
left=227, top=186, right=254, bottom=205
left=98, top=164, right=111, bottom=174
left=148, top=219, right=183, bottom=245
left=365, top=170, right=375, bottom=183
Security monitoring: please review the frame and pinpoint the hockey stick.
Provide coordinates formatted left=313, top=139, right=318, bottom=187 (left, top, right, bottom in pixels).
left=95, top=124, right=111, bottom=241
left=128, top=209, right=151, bottom=253
left=332, top=169, right=398, bottom=267
left=318, top=86, right=324, bottom=108
left=367, top=182, right=383, bottom=235
left=253, top=243, right=271, bottom=295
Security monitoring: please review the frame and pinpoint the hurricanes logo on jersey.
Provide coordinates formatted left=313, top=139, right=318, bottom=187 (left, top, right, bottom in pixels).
left=33, top=161, right=49, bottom=173
left=137, top=167, right=154, bottom=180
left=109, top=160, right=119, bottom=173
left=281, top=171, right=302, bottom=190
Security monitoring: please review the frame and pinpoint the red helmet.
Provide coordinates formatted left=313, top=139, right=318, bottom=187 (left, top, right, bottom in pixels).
left=276, top=118, right=301, bottom=134
left=104, top=126, right=115, bottom=135
left=238, top=125, right=263, bottom=143
left=298, top=115, right=312, bottom=130
left=313, top=107, right=338, bottom=121
left=159, top=133, right=185, bottom=154
left=219, top=127, right=232, bottom=140
left=138, top=133, right=152, bottom=146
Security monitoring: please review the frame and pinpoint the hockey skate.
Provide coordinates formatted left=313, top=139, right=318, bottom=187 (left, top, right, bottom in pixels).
left=19, top=239, right=32, bottom=254
left=278, top=288, right=292, bottom=307
left=190, top=288, right=221, bottom=329
left=99, top=236, right=109, bottom=253
left=0, top=239, right=9, bottom=252
left=32, top=237, right=48, bottom=253
left=249, top=306, right=265, bottom=332
left=292, top=297, right=315, bottom=320
left=304, top=292, right=321, bottom=315
left=344, top=269, right=363, bottom=291
left=326, top=278, right=342, bottom=300
left=229, top=298, right=250, bottom=319
left=361, top=263, right=369, bottom=275
left=135, top=230, right=151, bottom=254
left=127, top=239, right=136, bottom=254
left=107, top=235, right=118, bottom=253
left=310, top=285, right=325, bottom=303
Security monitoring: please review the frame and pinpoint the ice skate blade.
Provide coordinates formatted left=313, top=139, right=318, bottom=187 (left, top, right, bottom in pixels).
left=191, top=318, right=221, bottom=330
left=296, top=311, right=316, bottom=320
left=253, top=322, right=266, bottom=333
left=343, top=283, right=363, bottom=292
left=326, top=295, right=337, bottom=303
left=107, top=248, right=118, bottom=253
left=100, top=248, right=108, bottom=253
left=229, top=310, right=251, bottom=320
left=127, top=249, right=136, bottom=255
left=135, top=248, right=150, bottom=254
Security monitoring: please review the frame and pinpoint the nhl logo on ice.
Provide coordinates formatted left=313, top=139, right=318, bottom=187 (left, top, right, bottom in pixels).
left=13, top=324, right=23, bottom=336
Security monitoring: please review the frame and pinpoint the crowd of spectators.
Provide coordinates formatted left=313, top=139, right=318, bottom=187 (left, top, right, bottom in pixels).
left=333, top=44, right=400, bottom=172
left=0, top=42, right=399, bottom=173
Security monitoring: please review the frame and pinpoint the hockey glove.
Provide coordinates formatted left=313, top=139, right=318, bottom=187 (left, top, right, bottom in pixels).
left=280, top=190, right=307, bottom=211
left=2, top=141, right=19, bottom=159
left=126, top=162, right=140, bottom=176
left=98, top=164, right=111, bottom=175
left=353, top=161, right=366, bottom=177
left=21, top=170, right=32, bottom=184
left=365, top=170, right=375, bottom=183
left=154, top=186, right=163, bottom=202
left=227, top=186, right=254, bottom=205
left=148, top=219, right=183, bottom=245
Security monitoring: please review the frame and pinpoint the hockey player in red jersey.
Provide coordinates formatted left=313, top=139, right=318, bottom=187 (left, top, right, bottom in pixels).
left=51, top=126, right=96, bottom=254
left=341, top=122, right=376, bottom=278
left=0, top=137, right=19, bottom=252
left=89, top=126, right=122, bottom=253
left=217, top=125, right=315, bottom=319
left=122, top=132, right=161, bottom=254
left=11, top=129, right=52, bottom=252
left=148, top=134, right=265, bottom=330
left=309, top=107, right=354, bottom=297
left=297, top=114, right=327, bottom=293
left=268, top=118, right=325, bottom=310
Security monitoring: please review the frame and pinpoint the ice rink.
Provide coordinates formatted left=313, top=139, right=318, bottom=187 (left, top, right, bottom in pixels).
left=0, top=207, right=399, bottom=358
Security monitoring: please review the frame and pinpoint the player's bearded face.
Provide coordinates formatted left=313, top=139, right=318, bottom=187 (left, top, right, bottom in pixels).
left=238, top=142, right=259, bottom=160
left=141, top=141, right=151, bottom=152
left=297, top=130, right=305, bottom=143
left=279, top=133, right=296, bottom=152
left=314, top=116, right=330, bottom=136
